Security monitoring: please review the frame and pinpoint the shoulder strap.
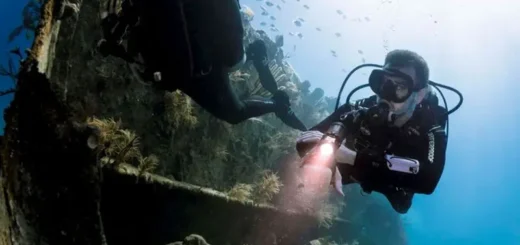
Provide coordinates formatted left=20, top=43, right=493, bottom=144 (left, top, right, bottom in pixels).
left=416, top=92, right=448, bottom=130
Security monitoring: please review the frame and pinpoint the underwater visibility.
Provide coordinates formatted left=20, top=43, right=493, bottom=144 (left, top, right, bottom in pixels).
left=0, top=0, right=519, bottom=244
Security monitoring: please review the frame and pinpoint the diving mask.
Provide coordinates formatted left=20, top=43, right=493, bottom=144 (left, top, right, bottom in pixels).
left=369, top=68, right=423, bottom=103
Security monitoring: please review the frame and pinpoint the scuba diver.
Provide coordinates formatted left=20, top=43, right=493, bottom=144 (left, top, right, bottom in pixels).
left=296, top=50, right=461, bottom=214
left=96, top=0, right=307, bottom=131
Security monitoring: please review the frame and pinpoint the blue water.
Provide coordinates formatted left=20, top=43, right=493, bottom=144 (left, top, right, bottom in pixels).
left=242, top=0, right=520, bottom=244
left=1, top=0, right=519, bottom=244
left=0, top=0, right=32, bottom=134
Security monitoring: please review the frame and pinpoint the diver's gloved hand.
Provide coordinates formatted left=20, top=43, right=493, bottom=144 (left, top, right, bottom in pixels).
left=246, top=40, right=268, bottom=63
left=272, top=90, right=291, bottom=108
left=272, top=90, right=307, bottom=131
left=353, top=108, right=392, bottom=151
left=296, top=130, right=345, bottom=196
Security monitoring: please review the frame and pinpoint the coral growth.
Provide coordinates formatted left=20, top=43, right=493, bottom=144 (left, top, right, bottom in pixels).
left=227, top=170, right=283, bottom=204
left=227, top=183, right=254, bottom=202
left=137, top=154, right=159, bottom=176
left=164, top=91, right=198, bottom=130
left=316, top=198, right=346, bottom=228
left=251, top=170, right=284, bottom=204
left=87, top=117, right=158, bottom=176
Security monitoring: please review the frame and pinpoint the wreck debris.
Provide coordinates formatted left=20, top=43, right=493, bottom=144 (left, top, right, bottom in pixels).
left=275, top=35, right=284, bottom=47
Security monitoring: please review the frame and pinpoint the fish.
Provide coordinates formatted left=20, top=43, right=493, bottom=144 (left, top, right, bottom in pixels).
left=265, top=1, right=274, bottom=6
left=336, top=9, right=343, bottom=15
left=303, top=4, right=309, bottom=9
left=270, top=16, right=276, bottom=21
left=316, top=27, right=321, bottom=31
left=293, top=20, right=302, bottom=27
left=335, top=32, right=341, bottom=37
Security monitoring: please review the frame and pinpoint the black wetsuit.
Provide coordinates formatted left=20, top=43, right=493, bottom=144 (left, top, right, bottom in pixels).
left=297, top=95, right=447, bottom=213
left=178, top=49, right=307, bottom=130
left=97, top=0, right=307, bottom=131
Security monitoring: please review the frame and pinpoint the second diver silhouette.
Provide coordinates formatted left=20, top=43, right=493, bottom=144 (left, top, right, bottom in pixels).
left=96, top=0, right=307, bottom=131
